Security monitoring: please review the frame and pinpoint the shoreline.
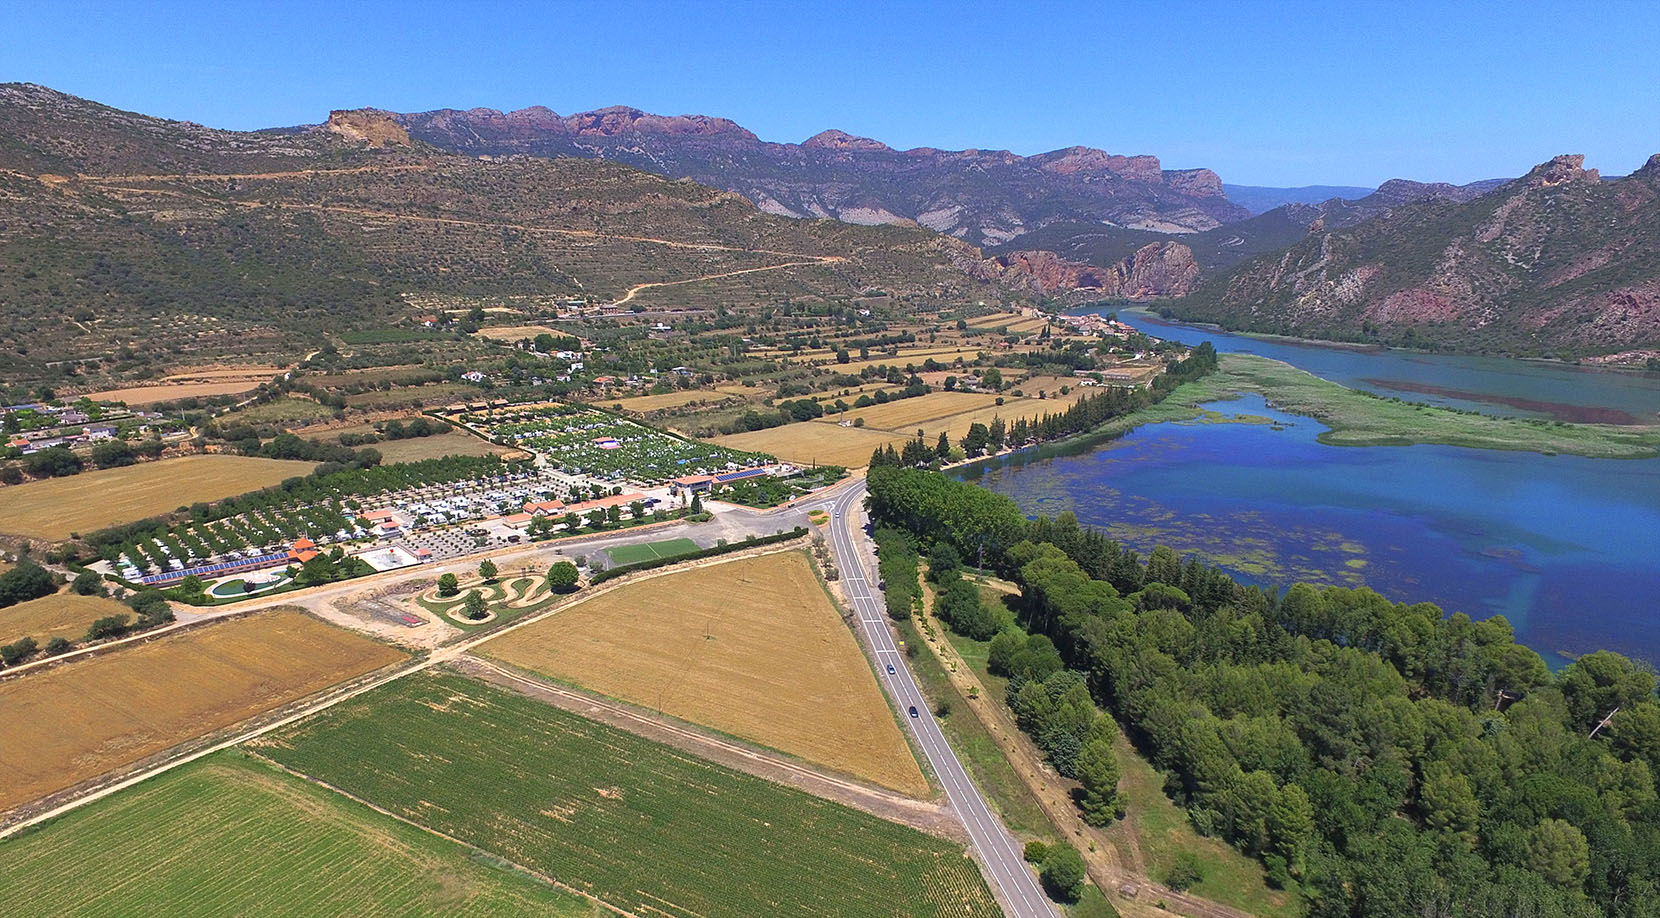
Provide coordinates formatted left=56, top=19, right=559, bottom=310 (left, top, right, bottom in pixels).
left=1102, top=304, right=1660, bottom=374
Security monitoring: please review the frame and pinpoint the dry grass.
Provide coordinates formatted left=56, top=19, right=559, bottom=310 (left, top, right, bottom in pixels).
left=714, top=423, right=910, bottom=467
left=480, top=551, right=928, bottom=796
left=474, top=324, right=566, bottom=341
left=84, top=365, right=284, bottom=404
left=0, top=455, right=317, bottom=540
left=0, top=593, right=132, bottom=646
left=0, top=610, right=405, bottom=812
left=826, top=391, right=997, bottom=431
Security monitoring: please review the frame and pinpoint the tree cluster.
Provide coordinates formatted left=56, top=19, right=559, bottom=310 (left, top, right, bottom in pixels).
left=868, top=466, right=1660, bottom=915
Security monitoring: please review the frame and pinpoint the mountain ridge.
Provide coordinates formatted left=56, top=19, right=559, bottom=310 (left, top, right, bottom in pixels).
left=1165, top=154, right=1660, bottom=357
left=303, top=102, right=1250, bottom=245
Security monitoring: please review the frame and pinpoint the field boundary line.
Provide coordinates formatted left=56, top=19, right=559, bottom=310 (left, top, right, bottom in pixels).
left=0, top=540, right=809, bottom=839
left=456, top=656, right=963, bottom=840
left=242, top=750, right=643, bottom=918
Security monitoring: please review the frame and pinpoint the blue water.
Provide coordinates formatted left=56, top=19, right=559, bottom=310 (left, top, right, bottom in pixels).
left=968, top=396, right=1660, bottom=665
left=1111, top=307, right=1660, bottom=424
left=969, top=311, right=1660, bottom=665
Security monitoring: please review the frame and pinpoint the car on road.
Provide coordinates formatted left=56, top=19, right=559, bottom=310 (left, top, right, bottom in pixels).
left=887, top=663, right=896, bottom=674
left=908, top=705, right=919, bottom=718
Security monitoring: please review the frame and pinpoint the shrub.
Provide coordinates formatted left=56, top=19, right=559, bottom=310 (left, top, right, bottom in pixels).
left=1163, top=850, right=1205, bottom=891
left=85, top=614, right=132, bottom=641
left=1023, top=841, right=1049, bottom=863
left=44, top=636, right=72, bottom=655
left=1, top=636, right=38, bottom=666
left=1039, top=843, right=1086, bottom=902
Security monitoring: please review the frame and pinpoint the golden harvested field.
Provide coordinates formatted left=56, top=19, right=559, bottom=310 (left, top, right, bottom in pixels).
left=481, top=551, right=928, bottom=796
left=0, top=593, right=132, bottom=646
left=715, top=422, right=910, bottom=467
left=965, top=312, right=1024, bottom=327
left=1015, top=375, right=1093, bottom=402
left=370, top=431, right=514, bottom=463
left=84, top=365, right=285, bottom=405
left=0, top=455, right=317, bottom=540
left=0, top=610, right=405, bottom=813
left=826, top=391, right=997, bottom=431
left=603, top=389, right=732, bottom=412
left=83, top=380, right=265, bottom=404
left=475, top=324, right=565, bottom=341
left=821, top=348, right=980, bottom=375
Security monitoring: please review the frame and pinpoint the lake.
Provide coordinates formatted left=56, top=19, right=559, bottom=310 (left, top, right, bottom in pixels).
left=969, top=315, right=1660, bottom=667
left=1115, top=307, right=1660, bottom=425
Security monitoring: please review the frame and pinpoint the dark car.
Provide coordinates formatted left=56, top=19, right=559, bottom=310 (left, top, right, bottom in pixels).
left=908, top=705, right=919, bottom=718
left=887, top=663, right=896, bottom=674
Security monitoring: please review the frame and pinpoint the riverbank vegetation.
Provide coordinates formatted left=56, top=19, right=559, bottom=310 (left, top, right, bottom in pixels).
left=1131, top=353, right=1660, bottom=458
left=869, top=465, right=1660, bottom=917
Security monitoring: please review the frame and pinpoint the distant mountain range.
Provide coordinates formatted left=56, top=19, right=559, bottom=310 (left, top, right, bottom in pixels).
left=1222, top=184, right=1375, bottom=215
left=0, top=84, right=1025, bottom=380
left=1167, top=155, right=1660, bottom=357
left=298, top=105, right=1250, bottom=247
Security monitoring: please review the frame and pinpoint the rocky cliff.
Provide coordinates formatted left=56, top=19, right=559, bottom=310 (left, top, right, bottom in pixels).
left=1165, top=155, right=1660, bottom=357
left=973, top=241, right=1198, bottom=299
left=366, top=105, right=1248, bottom=245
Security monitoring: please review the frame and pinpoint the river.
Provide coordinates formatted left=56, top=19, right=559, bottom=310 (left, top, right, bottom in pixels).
left=966, top=312, right=1660, bottom=667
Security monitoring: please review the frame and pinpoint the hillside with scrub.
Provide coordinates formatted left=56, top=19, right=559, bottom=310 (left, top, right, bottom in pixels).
left=0, top=83, right=1025, bottom=388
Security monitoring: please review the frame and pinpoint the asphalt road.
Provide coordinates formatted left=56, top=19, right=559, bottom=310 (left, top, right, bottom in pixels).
left=809, top=481, right=1057, bottom=918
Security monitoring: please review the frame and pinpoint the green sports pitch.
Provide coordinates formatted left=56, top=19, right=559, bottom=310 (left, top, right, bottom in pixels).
left=605, top=537, right=701, bottom=566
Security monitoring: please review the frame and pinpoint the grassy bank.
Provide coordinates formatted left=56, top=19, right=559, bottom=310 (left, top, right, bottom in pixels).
left=1129, top=353, right=1660, bottom=459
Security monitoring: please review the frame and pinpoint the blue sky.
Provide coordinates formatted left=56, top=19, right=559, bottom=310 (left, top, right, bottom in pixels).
left=4, top=0, right=1657, bottom=187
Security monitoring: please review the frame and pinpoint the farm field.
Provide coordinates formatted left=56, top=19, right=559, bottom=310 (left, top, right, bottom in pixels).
left=715, top=422, right=908, bottom=467
left=473, top=324, right=566, bottom=341
left=603, top=389, right=730, bottom=412
left=370, top=431, right=513, bottom=463
left=0, top=754, right=590, bottom=916
left=0, top=593, right=133, bottom=647
left=345, top=383, right=479, bottom=409
left=828, top=391, right=997, bottom=430
left=0, top=610, right=404, bottom=812
left=82, top=364, right=285, bottom=405
left=481, top=551, right=928, bottom=795
left=0, top=455, right=317, bottom=540
left=603, top=537, right=700, bottom=565
left=255, top=672, right=997, bottom=918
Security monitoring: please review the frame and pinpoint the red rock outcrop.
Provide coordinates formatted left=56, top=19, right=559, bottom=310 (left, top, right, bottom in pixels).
left=975, top=242, right=1198, bottom=299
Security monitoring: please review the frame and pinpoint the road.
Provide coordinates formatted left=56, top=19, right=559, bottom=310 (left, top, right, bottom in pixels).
left=807, top=481, right=1057, bottom=918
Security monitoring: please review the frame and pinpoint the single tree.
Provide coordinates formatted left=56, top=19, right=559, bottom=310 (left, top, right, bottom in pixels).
left=437, top=572, right=460, bottom=597
left=1038, top=844, right=1086, bottom=902
left=547, top=560, right=580, bottom=592
left=478, top=559, right=499, bottom=582
left=463, top=590, right=489, bottom=620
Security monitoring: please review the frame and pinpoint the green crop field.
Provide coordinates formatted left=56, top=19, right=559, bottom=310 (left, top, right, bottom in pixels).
left=253, top=672, right=999, bottom=918
left=0, top=753, right=591, bottom=917
left=604, top=537, right=700, bottom=565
